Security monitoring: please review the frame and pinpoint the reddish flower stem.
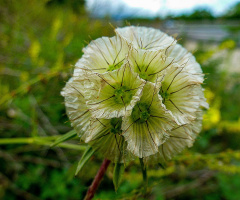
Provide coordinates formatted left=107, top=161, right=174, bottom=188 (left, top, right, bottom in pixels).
left=84, top=159, right=111, bottom=200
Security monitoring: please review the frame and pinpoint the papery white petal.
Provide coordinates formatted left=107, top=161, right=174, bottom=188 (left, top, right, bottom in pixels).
left=167, top=44, right=203, bottom=75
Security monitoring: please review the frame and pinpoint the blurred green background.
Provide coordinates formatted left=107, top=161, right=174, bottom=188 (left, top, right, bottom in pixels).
left=0, top=0, right=240, bottom=199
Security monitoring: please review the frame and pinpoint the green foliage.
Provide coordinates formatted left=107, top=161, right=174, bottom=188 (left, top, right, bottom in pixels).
left=14, top=165, right=85, bottom=200
left=223, top=2, right=240, bottom=19
left=217, top=173, right=240, bottom=200
left=173, top=8, right=215, bottom=20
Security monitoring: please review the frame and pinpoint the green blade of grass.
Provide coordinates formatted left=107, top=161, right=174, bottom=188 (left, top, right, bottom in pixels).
left=51, top=129, right=77, bottom=147
left=75, top=146, right=95, bottom=176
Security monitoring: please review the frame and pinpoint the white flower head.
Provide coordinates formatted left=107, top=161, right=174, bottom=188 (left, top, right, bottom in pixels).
left=61, top=26, right=208, bottom=163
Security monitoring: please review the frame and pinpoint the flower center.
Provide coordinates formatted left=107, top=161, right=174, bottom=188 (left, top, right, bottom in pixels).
left=132, top=103, right=151, bottom=123
left=139, top=71, right=149, bottom=81
left=110, top=118, right=122, bottom=135
left=159, top=90, right=170, bottom=101
left=114, top=85, right=133, bottom=105
left=107, top=61, right=123, bottom=71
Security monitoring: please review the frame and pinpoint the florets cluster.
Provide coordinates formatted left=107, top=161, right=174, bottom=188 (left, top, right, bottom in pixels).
left=61, top=26, right=209, bottom=164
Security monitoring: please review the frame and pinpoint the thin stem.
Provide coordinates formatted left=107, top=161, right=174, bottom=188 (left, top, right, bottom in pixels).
left=139, top=158, right=148, bottom=195
left=84, top=159, right=111, bottom=200
left=0, top=136, right=56, bottom=143
left=0, top=137, right=86, bottom=151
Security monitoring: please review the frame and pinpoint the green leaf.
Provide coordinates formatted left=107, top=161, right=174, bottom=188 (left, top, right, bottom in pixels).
left=75, top=146, right=95, bottom=176
left=113, top=163, right=125, bottom=191
left=51, top=130, right=77, bottom=147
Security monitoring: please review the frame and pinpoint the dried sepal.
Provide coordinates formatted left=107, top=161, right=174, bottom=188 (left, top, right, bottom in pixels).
left=61, top=78, right=91, bottom=136
left=74, top=36, right=129, bottom=76
left=82, top=64, right=146, bottom=119
left=166, top=43, right=203, bottom=75
left=127, top=48, right=173, bottom=83
left=158, top=65, right=204, bottom=125
left=122, top=82, right=176, bottom=158
left=82, top=118, right=134, bottom=163
left=144, top=109, right=204, bottom=164
left=115, top=26, right=176, bottom=51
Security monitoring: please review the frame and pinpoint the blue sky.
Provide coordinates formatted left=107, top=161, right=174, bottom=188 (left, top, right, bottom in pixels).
left=86, top=0, right=240, bottom=18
